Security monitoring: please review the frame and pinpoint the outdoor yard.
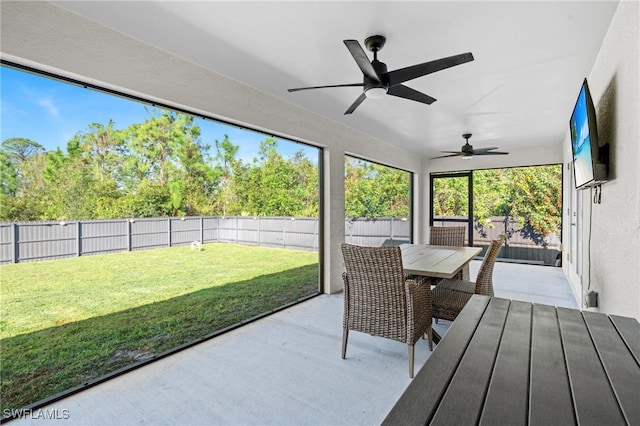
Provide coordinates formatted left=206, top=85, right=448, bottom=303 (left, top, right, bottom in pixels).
left=0, top=243, right=319, bottom=412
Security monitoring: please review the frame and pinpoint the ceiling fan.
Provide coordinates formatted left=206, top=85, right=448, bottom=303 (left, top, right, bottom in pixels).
left=431, top=133, right=509, bottom=159
left=287, top=35, right=474, bottom=115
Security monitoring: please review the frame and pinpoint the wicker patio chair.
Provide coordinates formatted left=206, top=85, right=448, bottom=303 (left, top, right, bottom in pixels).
left=341, top=243, right=433, bottom=378
left=431, top=234, right=505, bottom=322
left=429, top=226, right=466, bottom=247
left=429, top=226, right=467, bottom=280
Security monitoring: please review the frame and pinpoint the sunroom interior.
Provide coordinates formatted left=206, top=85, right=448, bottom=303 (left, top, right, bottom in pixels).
left=1, top=0, right=639, bottom=423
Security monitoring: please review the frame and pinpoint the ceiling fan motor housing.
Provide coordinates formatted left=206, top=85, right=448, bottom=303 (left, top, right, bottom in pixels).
left=461, top=133, right=473, bottom=153
left=364, top=60, right=389, bottom=97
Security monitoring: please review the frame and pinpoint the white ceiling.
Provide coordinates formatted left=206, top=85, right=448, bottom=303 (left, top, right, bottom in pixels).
left=52, top=1, right=619, bottom=158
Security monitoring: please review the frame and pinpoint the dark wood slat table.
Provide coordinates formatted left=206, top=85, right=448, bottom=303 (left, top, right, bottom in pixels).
left=382, top=295, right=640, bottom=425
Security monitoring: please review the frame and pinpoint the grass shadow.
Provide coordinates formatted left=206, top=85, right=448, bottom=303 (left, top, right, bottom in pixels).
left=0, top=264, right=319, bottom=414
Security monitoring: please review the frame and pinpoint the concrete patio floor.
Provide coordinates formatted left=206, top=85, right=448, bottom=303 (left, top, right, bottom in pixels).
left=12, top=262, right=577, bottom=425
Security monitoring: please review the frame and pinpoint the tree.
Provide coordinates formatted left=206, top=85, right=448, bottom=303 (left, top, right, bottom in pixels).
left=0, top=138, right=45, bottom=196
left=345, top=158, right=410, bottom=218
left=241, top=138, right=305, bottom=216
left=212, top=135, right=241, bottom=216
left=1, top=109, right=323, bottom=221
left=473, top=166, right=562, bottom=239
left=290, top=150, right=319, bottom=217
left=0, top=150, right=50, bottom=220
left=122, top=109, right=211, bottom=216
left=69, top=120, right=125, bottom=182
left=40, top=149, right=99, bottom=220
left=1, top=137, right=45, bottom=163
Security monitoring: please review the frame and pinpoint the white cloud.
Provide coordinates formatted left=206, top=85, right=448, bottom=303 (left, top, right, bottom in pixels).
left=37, top=97, right=60, bottom=119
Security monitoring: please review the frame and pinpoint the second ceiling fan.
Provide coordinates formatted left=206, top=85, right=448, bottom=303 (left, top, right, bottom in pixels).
left=288, top=35, right=474, bottom=115
left=431, top=133, right=509, bottom=159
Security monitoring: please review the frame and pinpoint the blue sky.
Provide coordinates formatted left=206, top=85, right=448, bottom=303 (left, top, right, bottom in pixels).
left=0, top=65, right=317, bottom=163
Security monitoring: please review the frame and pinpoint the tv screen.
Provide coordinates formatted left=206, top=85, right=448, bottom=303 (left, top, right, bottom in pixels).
left=570, top=79, right=602, bottom=189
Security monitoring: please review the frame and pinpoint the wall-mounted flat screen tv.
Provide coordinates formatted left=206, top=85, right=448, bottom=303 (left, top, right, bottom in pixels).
left=569, top=78, right=607, bottom=189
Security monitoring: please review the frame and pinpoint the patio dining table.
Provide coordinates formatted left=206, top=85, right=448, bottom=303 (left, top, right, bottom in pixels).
left=400, top=244, right=482, bottom=279
left=383, top=295, right=640, bottom=425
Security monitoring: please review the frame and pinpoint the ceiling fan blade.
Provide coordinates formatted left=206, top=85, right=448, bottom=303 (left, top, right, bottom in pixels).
left=385, top=52, right=474, bottom=87
left=387, top=84, right=436, bottom=105
left=470, top=147, right=500, bottom=153
left=288, top=83, right=364, bottom=92
left=473, top=151, right=509, bottom=155
left=344, top=92, right=367, bottom=115
left=430, top=153, right=465, bottom=159
left=343, top=40, right=381, bottom=83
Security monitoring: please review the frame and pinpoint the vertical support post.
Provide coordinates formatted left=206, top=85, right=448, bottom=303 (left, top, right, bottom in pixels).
left=76, top=221, right=82, bottom=257
left=257, top=217, right=261, bottom=247
left=390, top=217, right=395, bottom=241
left=127, top=219, right=132, bottom=251
left=200, top=216, right=204, bottom=244
left=468, top=172, right=474, bottom=247
left=168, top=218, right=172, bottom=247
left=282, top=217, right=286, bottom=248
left=12, top=223, right=18, bottom=264
left=314, top=218, right=318, bottom=251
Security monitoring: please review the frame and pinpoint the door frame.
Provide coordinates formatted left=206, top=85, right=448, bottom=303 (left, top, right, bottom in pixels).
left=430, top=171, right=474, bottom=246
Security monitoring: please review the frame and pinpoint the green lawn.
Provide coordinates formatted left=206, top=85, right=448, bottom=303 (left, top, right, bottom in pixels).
left=0, top=243, right=319, bottom=412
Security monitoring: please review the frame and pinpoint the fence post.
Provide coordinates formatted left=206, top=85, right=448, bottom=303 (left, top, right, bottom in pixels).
left=76, top=221, right=82, bottom=257
left=11, top=223, right=18, bottom=264
left=167, top=218, right=172, bottom=247
left=314, top=218, right=318, bottom=251
left=282, top=217, right=286, bottom=248
left=257, top=217, right=261, bottom=246
left=127, top=219, right=132, bottom=251
left=390, top=217, right=394, bottom=240
left=200, top=216, right=204, bottom=243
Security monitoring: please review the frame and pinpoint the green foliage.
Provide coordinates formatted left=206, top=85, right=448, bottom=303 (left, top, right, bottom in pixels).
left=0, top=111, right=321, bottom=221
left=2, top=107, right=416, bottom=222
left=433, top=166, right=562, bottom=238
left=344, top=157, right=410, bottom=218
left=432, top=176, right=468, bottom=217
left=474, top=166, right=562, bottom=236
left=0, top=138, right=44, bottom=196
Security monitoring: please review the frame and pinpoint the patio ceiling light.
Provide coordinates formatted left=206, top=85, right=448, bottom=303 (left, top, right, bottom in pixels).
left=365, top=87, right=387, bottom=99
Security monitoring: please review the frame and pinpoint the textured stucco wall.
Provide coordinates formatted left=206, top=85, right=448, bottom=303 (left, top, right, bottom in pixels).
left=563, top=0, right=640, bottom=319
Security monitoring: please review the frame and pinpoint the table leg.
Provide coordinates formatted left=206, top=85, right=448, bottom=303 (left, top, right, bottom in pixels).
left=433, top=329, right=441, bottom=344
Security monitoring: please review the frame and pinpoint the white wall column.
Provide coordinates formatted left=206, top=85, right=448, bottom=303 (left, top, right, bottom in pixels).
left=323, top=147, right=346, bottom=294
